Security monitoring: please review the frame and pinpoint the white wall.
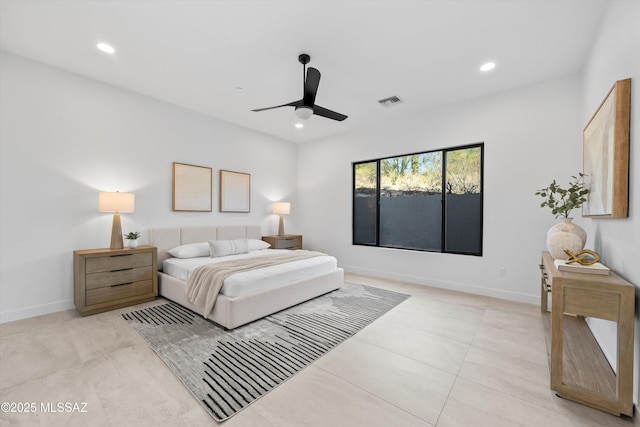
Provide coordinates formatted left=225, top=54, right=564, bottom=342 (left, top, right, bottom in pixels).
left=580, top=0, right=640, bottom=403
left=298, top=74, right=583, bottom=303
left=0, top=52, right=298, bottom=323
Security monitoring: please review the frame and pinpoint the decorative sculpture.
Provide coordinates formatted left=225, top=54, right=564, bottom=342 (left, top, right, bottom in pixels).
left=563, top=249, right=599, bottom=266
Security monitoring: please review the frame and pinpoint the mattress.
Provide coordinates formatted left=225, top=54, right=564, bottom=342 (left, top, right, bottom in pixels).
left=162, top=249, right=338, bottom=298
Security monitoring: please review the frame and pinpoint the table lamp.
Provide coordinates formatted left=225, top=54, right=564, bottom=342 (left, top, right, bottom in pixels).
left=273, top=202, right=290, bottom=236
left=99, top=191, right=135, bottom=249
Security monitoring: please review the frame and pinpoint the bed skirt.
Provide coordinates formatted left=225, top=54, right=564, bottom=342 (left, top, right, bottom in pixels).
left=158, top=268, right=344, bottom=329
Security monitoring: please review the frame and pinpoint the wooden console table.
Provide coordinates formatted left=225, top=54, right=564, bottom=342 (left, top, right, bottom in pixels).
left=540, top=251, right=634, bottom=416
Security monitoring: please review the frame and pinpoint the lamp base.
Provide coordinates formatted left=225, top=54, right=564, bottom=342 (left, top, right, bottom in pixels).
left=278, top=215, right=285, bottom=236
left=110, top=213, right=124, bottom=249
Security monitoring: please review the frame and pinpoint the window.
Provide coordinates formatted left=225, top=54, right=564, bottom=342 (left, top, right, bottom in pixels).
left=353, top=143, right=483, bottom=256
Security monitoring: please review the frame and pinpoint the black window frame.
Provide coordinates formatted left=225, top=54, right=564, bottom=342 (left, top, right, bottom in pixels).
left=352, top=142, right=484, bottom=256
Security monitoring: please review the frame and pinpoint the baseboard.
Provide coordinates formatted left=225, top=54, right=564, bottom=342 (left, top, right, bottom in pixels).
left=1, top=268, right=539, bottom=323
left=341, top=264, right=540, bottom=305
left=0, top=299, right=75, bottom=324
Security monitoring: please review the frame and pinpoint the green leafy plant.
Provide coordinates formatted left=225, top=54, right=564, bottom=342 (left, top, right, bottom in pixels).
left=124, top=231, right=141, bottom=240
left=535, top=173, right=588, bottom=218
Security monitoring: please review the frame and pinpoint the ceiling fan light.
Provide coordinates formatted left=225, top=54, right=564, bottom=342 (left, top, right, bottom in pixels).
left=295, top=106, right=313, bottom=120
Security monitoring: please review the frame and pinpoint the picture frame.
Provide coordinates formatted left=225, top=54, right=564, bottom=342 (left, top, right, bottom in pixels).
left=220, top=170, right=251, bottom=212
left=582, top=78, right=631, bottom=218
left=172, top=162, right=212, bottom=212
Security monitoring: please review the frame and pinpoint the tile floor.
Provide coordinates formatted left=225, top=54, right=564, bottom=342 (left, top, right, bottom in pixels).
left=0, top=273, right=637, bottom=426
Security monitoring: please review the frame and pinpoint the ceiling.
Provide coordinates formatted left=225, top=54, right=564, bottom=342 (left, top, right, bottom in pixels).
left=0, top=0, right=607, bottom=144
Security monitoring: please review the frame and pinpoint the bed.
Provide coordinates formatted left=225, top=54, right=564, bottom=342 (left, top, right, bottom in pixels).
left=149, top=225, right=344, bottom=329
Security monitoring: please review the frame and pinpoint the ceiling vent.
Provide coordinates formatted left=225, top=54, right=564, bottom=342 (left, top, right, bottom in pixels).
left=378, top=95, right=403, bottom=107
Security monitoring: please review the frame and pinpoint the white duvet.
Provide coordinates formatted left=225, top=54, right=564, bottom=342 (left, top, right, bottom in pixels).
left=162, top=249, right=338, bottom=298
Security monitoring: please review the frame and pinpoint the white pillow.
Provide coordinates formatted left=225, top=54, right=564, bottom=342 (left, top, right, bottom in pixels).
left=247, top=239, right=271, bottom=251
left=167, top=242, right=210, bottom=259
left=209, top=239, right=249, bottom=258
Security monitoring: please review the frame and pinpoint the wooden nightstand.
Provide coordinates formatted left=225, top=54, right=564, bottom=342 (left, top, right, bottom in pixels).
left=74, top=246, right=158, bottom=316
left=262, top=234, right=303, bottom=250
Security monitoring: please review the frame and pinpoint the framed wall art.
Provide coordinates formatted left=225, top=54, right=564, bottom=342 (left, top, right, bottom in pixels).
left=220, top=170, right=251, bottom=212
left=172, top=162, right=212, bottom=212
left=582, top=78, right=631, bottom=218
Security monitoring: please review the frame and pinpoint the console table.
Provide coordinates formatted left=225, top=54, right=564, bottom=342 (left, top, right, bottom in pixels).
left=539, top=251, right=634, bottom=416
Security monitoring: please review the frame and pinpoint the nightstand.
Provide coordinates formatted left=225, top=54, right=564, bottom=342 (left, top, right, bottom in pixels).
left=262, top=234, right=303, bottom=250
left=74, top=246, right=158, bottom=316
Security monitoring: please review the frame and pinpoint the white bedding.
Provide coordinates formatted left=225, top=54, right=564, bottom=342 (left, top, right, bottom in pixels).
left=162, top=249, right=338, bottom=298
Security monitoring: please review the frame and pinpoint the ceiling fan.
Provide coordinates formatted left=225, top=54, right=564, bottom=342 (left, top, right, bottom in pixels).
left=252, top=54, right=348, bottom=122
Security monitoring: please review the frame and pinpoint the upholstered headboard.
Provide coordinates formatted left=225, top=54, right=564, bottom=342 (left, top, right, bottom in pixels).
left=149, top=225, right=262, bottom=271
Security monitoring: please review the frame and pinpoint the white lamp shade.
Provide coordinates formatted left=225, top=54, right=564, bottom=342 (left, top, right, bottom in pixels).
left=294, top=106, right=313, bottom=120
left=99, top=192, right=135, bottom=213
left=273, top=202, right=290, bottom=215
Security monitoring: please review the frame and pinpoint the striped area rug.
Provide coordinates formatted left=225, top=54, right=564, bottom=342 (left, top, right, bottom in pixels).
left=122, top=282, right=409, bottom=422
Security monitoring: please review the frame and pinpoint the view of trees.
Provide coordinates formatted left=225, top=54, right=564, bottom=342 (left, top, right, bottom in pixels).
left=354, top=146, right=481, bottom=196
left=354, top=162, right=376, bottom=192
left=445, top=147, right=482, bottom=194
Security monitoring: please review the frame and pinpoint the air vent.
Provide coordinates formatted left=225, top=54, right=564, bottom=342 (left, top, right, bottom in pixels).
left=378, top=95, right=403, bottom=107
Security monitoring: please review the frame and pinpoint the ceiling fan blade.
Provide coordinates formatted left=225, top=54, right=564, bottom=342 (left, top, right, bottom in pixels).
left=313, top=105, right=348, bottom=121
left=252, top=100, right=303, bottom=112
left=303, top=67, right=321, bottom=106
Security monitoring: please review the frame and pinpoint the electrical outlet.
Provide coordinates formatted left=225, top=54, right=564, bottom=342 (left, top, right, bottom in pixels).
left=498, top=267, right=506, bottom=277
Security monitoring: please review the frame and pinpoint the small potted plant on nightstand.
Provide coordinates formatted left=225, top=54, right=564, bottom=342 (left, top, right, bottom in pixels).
left=124, top=231, right=141, bottom=249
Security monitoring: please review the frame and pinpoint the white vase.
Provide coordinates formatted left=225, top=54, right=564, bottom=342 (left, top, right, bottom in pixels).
left=128, top=239, right=139, bottom=249
left=546, top=218, right=586, bottom=259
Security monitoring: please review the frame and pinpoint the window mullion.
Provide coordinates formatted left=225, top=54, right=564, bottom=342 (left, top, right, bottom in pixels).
left=441, top=150, right=447, bottom=253
left=375, top=160, right=381, bottom=247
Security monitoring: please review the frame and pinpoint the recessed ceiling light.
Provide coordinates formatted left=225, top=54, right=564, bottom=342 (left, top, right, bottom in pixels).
left=480, top=62, right=496, bottom=72
left=295, top=123, right=304, bottom=129
left=97, top=43, right=115, bottom=54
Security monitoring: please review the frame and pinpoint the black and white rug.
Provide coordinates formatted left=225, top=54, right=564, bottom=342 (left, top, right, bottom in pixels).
left=122, top=282, right=409, bottom=422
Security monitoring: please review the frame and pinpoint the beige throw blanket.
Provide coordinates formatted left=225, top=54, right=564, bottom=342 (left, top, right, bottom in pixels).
left=185, top=250, right=326, bottom=318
